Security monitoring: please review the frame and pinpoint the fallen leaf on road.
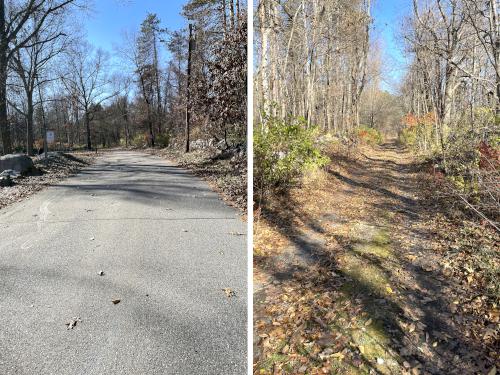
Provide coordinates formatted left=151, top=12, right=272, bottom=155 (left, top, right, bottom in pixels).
left=111, top=299, right=121, bottom=305
left=222, top=288, right=236, bottom=298
left=65, top=317, right=82, bottom=330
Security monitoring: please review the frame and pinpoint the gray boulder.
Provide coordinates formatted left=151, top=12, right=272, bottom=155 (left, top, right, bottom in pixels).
left=0, top=154, right=34, bottom=175
left=0, top=169, right=19, bottom=178
left=0, top=175, right=12, bottom=187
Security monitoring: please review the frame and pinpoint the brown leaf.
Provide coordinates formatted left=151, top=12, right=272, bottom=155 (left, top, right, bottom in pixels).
left=111, top=299, right=121, bottom=305
left=222, top=288, right=236, bottom=298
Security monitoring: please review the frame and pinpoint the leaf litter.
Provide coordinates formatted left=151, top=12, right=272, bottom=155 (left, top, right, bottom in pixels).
left=254, top=143, right=500, bottom=374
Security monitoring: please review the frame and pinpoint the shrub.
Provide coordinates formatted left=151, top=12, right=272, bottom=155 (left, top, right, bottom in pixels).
left=398, top=112, right=437, bottom=153
left=156, top=133, right=170, bottom=148
left=131, top=133, right=147, bottom=148
left=254, top=114, right=329, bottom=200
left=357, top=126, right=383, bottom=145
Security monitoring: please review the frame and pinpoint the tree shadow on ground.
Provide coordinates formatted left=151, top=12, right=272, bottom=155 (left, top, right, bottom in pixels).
left=254, top=142, right=493, bottom=374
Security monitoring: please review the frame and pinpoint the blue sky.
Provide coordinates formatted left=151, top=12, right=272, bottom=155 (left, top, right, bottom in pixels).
left=84, top=0, right=409, bottom=92
left=84, top=0, right=187, bottom=52
left=371, top=0, right=412, bottom=92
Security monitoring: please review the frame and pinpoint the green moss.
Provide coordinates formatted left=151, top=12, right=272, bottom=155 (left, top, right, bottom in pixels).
left=341, top=255, right=390, bottom=295
left=349, top=224, right=392, bottom=259
left=351, top=322, right=400, bottom=375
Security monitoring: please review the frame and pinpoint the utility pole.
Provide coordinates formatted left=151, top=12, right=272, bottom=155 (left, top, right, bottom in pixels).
left=185, top=23, right=194, bottom=153
left=36, top=75, right=48, bottom=159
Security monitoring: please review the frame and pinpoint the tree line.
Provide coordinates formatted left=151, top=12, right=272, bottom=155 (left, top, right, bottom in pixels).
left=256, top=0, right=373, bottom=134
left=401, top=0, right=499, bottom=224
left=0, top=0, right=247, bottom=156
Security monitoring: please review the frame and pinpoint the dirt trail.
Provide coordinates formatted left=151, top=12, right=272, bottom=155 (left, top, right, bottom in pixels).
left=254, top=140, right=497, bottom=374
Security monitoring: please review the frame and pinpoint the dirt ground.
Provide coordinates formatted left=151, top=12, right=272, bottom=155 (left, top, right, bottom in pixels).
left=254, top=140, right=499, bottom=374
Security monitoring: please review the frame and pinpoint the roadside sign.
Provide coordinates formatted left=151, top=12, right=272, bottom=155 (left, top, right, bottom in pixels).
left=47, top=130, right=55, bottom=144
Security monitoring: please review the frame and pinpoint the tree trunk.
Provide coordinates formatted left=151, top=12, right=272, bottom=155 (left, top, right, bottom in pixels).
left=85, top=111, right=92, bottom=150
left=0, top=0, right=11, bottom=155
left=26, top=95, right=34, bottom=155
left=185, top=24, right=193, bottom=153
left=153, top=33, right=162, bottom=135
left=229, top=0, right=235, bottom=30
left=222, top=0, right=228, bottom=37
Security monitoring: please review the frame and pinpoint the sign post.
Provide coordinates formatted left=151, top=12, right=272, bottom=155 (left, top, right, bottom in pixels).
left=46, top=131, right=55, bottom=145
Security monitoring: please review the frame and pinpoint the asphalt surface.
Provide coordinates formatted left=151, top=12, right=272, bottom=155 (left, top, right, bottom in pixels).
left=0, top=151, right=247, bottom=374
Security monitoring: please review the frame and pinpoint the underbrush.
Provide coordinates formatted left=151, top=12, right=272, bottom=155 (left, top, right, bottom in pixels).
left=401, top=110, right=499, bottom=225
left=254, top=114, right=329, bottom=205
left=356, top=126, right=383, bottom=145
left=418, top=169, right=500, bottom=341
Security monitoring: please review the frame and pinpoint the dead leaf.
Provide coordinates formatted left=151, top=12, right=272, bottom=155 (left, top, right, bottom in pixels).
left=65, top=317, right=81, bottom=330
left=319, top=348, right=334, bottom=360
left=331, top=352, right=345, bottom=360
left=365, top=318, right=373, bottom=326
left=111, top=299, right=121, bottom=305
left=222, top=288, right=236, bottom=298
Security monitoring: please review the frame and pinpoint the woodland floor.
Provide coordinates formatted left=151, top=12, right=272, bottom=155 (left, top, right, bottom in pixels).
left=254, top=140, right=499, bottom=375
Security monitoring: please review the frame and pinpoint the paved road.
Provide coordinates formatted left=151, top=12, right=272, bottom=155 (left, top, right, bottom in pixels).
left=0, top=151, right=247, bottom=374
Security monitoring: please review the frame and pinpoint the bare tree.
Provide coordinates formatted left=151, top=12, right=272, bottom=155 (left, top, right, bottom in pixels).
left=8, top=8, right=69, bottom=155
left=0, top=0, right=78, bottom=154
left=60, top=42, right=116, bottom=150
left=255, top=0, right=372, bottom=134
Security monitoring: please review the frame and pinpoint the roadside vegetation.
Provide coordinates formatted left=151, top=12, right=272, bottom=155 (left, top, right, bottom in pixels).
left=254, top=0, right=499, bottom=374
left=0, top=0, right=248, bottom=208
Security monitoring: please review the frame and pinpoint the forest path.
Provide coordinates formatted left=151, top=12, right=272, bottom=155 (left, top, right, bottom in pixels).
left=0, top=150, right=247, bottom=374
left=254, top=140, right=495, bottom=374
